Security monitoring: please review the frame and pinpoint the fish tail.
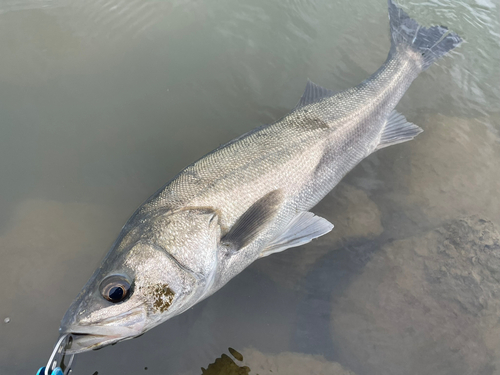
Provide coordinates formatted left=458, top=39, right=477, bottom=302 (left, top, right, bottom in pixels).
left=388, top=0, right=462, bottom=70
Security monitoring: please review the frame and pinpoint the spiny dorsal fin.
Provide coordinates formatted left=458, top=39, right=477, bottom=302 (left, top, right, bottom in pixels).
left=295, top=80, right=337, bottom=109
left=375, top=110, right=423, bottom=150
left=221, top=189, right=284, bottom=251
left=260, top=211, right=334, bottom=258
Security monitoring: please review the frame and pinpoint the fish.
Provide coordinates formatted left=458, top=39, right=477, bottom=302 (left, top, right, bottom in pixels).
left=59, top=0, right=462, bottom=354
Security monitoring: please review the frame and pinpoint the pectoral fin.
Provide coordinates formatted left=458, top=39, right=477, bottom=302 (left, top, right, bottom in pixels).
left=259, top=211, right=334, bottom=258
left=221, top=189, right=284, bottom=251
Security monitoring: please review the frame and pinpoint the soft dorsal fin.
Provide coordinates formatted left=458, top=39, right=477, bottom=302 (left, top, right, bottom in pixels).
left=221, top=189, right=284, bottom=251
left=260, top=211, right=333, bottom=258
left=375, top=110, right=423, bottom=151
left=295, top=80, right=337, bottom=109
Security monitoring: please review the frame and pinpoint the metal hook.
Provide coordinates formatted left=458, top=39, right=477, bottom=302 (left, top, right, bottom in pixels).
left=43, top=334, right=75, bottom=375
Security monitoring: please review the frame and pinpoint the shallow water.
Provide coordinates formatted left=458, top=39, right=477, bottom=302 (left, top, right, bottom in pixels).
left=0, top=0, right=499, bottom=374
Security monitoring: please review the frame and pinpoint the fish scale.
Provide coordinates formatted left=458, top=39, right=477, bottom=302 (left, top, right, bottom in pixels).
left=57, top=0, right=462, bottom=355
left=143, top=54, right=422, bottom=228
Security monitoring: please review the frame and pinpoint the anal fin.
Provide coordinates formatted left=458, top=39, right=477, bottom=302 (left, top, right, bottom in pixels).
left=376, top=110, right=423, bottom=151
left=260, top=211, right=334, bottom=258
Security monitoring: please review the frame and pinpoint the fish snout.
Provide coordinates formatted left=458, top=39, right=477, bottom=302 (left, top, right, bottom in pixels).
left=59, top=307, right=147, bottom=353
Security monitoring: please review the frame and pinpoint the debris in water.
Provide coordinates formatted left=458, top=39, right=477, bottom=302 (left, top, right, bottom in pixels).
left=228, top=348, right=243, bottom=362
left=4, top=317, right=10, bottom=323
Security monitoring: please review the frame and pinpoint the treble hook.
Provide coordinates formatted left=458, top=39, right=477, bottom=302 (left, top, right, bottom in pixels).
left=37, top=334, right=75, bottom=375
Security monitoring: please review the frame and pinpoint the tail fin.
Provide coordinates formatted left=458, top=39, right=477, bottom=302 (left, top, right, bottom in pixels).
left=388, top=0, right=462, bottom=70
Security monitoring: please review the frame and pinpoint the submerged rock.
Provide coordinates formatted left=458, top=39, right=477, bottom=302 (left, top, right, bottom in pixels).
left=315, top=182, right=383, bottom=245
left=240, top=348, right=356, bottom=375
left=397, top=114, right=500, bottom=228
left=191, top=347, right=356, bottom=375
left=330, top=216, right=500, bottom=375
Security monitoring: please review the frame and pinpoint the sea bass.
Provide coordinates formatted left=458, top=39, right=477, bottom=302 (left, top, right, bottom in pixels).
left=60, top=0, right=462, bottom=353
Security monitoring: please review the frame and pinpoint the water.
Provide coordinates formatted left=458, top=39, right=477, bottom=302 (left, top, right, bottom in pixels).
left=0, top=0, right=499, bottom=374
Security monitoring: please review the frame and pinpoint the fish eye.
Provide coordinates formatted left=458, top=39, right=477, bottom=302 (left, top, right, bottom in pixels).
left=100, top=275, right=132, bottom=303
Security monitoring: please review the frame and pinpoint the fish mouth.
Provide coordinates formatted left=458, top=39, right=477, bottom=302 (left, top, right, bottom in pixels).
left=60, top=308, right=147, bottom=354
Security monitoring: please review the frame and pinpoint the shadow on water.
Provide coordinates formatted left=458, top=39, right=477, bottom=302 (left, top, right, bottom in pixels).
left=291, top=240, right=380, bottom=357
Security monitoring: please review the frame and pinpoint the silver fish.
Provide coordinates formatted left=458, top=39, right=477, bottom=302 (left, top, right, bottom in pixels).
left=60, top=0, right=461, bottom=353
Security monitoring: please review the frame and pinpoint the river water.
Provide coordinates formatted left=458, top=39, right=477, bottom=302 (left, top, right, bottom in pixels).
left=0, top=0, right=499, bottom=374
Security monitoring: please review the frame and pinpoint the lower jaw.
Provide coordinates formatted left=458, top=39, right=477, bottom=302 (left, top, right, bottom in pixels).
left=64, top=333, right=131, bottom=354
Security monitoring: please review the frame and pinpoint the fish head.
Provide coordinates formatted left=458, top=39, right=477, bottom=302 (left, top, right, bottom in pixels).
left=60, top=208, right=220, bottom=353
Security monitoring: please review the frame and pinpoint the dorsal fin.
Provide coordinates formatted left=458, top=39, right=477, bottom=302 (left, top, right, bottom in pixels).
left=295, top=80, right=336, bottom=109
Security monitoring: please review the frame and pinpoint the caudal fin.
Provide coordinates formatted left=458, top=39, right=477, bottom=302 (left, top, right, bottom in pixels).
left=388, top=0, right=462, bottom=70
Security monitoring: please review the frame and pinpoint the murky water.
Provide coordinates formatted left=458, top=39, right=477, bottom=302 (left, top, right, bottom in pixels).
left=1, top=0, right=499, bottom=374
